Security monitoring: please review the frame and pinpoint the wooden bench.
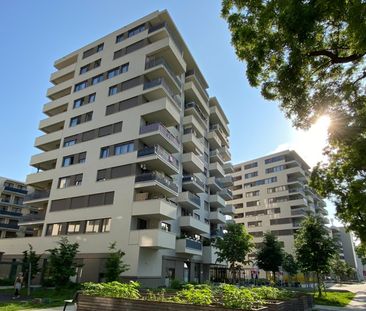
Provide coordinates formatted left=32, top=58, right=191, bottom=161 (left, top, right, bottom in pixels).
left=63, top=291, right=80, bottom=311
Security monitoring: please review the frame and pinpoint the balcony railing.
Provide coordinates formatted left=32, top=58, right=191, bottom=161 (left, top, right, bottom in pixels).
left=137, top=145, right=179, bottom=170
left=139, top=123, right=180, bottom=149
left=219, top=188, right=232, bottom=198
left=182, top=238, right=202, bottom=250
left=0, top=222, right=19, bottom=230
left=0, top=210, right=22, bottom=217
left=3, top=186, right=28, bottom=195
left=18, top=213, right=46, bottom=223
left=24, top=190, right=50, bottom=201
left=148, top=22, right=183, bottom=54
left=182, top=175, right=205, bottom=189
left=143, top=77, right=181, bottom=107
left=187, top=191, right=201, bottom=206
left=135, top=171, right=178, bottom=193
left=145, top=57, right=182, bottom=88
left=184, top=102, right=207, bottom=122
left=185, top=69, right=209, bottom=98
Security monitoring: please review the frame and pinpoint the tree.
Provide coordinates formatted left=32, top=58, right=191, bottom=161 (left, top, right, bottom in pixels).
left=105, top=242, right=130, bottom=282
left=22, top=244, right=41, bottom=284
left=46, top=237, right=79, bottom=287
left=256, top=232, right=284, bottom=283
left=214, top=223, right=254, bottom=283
left=330, top=256, right=355, bottom=283
left=221, top=0, right=366, bottom=243
left=282, top=253, right=298, bottom=283
left=355, top=244, right=366, bottom=265
left=295, top=215, right=337, bottom=296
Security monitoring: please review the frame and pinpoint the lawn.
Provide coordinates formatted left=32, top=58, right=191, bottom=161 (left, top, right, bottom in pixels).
left=312, top=290, right=356, bottom=307
left=0, top=287, right=76, bottom=311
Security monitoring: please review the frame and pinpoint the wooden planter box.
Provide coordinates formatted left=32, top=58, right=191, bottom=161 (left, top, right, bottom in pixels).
left=77, top=295, right=269, bottom=311
left=264, top=295, right=313, bottom=311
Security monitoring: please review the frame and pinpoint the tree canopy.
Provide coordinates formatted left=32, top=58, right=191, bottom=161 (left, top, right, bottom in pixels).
left=294, top=215, right=337, bottom=296
left=22, top=244, right=41, bottom=283
left=282, top=253, right=298, bottom=277
left=222, top=0, right=366, bottom=243
left=256, top=232, right=284, bottom=282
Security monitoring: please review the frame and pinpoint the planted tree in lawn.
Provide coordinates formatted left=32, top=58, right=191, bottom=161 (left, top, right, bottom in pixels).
left=282, top=253, right=298, bottom=284
left=215, top=223, right=254, bottom=283
left=331, top=256, right=355, bottom=283
left=221, top=0, right=366, bottom=244
left=47, top=237, right=80, bottom=287
left=105, top=242, right=130, bottom=282
left=256, top=232, right=284, bottom=283
left=295, top=215, right=337, bottom=296
left=355, top=243, right=366, bottom=265
left=22, top=244, right=41, bottom=285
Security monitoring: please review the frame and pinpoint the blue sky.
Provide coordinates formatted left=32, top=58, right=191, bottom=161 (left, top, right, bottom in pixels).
left=0, top=0, right=338, bottom=223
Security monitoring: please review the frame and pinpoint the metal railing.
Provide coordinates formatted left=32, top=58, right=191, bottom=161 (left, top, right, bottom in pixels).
left=137, top=145, right=179, bottom=170
left=185, top=238, right=202, bottom=250
left=184, top=101, right=207, bottom=122
left=18, top=213, right=46, bottom=223
left=182, top=175, right=205, bottom=189
left=139, top=123, right=180, bottom=149
left=0, top=222, right=19, bottom=230
left=24, top=190, right=50, bottom=201
left=187, top=191, right=201, bottom=206
left=135, top=171, right=178, bottom=193
left=0, top=210, right=22, bottom=217
left=3, top=186, right=28, bottom=195
left=145, top=57, right=182, bottom=88
left=185, top=69, right=209, bottom=98
left=143, top=77, right=181, bottom=107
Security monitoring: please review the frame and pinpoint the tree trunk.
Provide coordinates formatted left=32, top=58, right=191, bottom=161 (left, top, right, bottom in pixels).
left=316, top=271, right=322, bottom=297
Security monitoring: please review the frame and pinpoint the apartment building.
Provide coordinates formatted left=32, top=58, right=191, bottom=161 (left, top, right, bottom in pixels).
left=229, top=150, right=327, bottom=261
left=0, top=177, right=31, bottom=238
left=0, top=10, right=233, bottom=286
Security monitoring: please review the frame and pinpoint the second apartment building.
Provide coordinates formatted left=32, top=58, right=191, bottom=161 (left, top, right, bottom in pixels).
left=0, top=10, right=233, bottom=286
left=229, top=150, right=328, bottom=261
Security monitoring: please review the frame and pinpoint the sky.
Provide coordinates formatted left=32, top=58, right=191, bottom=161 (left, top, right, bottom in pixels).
left=0, top=0, right=339, bottom=224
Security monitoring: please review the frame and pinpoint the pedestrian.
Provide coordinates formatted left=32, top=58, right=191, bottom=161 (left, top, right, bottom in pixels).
left=13, top=272, right=23, bottom=299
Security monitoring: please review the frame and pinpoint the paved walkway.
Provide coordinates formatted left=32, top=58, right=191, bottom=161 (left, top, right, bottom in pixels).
left=314, top=282, right=366, bottom=310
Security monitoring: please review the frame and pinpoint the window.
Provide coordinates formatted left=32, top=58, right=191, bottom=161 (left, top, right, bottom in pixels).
left=47, top=224, right=62, bottom=236
left=58, top=174, right=83, bottom=188
left=85, top=219, right=100, bottom=233
left=96, top=43, right=104, bottom=52
left=80, top=65, right=89, bottom=75
left=62, top=152, right=86, bottom=167
left=62, top=156, right=74, bottom=167
left=265, top=155, right=285, bottom=164
left=116, top=34, right=124, bottom=43
left=64, top=139, right=76, bottom=147
left=85, top=111, right=93, bottom=122
left=109, top=85, right=118, bottom=96
left=88, top=93, right=96, bottom=103
left=246, top=190, right=260, bottom=198
left=74, top=80, right=88, bottom=92
left=58, top=177, right=68, bottom=189
left=161, top=222, right=171, bottom=232
left=245, top=171, right=258, bottom=179
left=244, top=162, right=258, bottom=170
left=120, top=63, right=129, bottom=73
left=100, top=147, right=109, bottom=158
left=128, top=24, right=145, bottom=37
left=73, top=98, right=84, bottom=108
left=108, top=67, right=119, bottom=79
left=70, top=116, right=80, bottom=127
left=92, top=74, right=104, bottom=85
left=114, top=141, right=134, bottom=155
left=94, top=59, right=101, bottom=68
left=67, top=222, right=81, bottom=234
left=247, top=200, right=260, bottom=207
left=267, top=185, right=288, bottom=194
left=266, top=165, right=285, bottom=174
left=102, top=218, right=111, bottom=232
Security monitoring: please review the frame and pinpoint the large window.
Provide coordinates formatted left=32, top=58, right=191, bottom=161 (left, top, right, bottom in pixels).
left=109, top=85, right=118, bottom=96
left=74, top=80, right=88, bottom=92
left=102, top=218, right=111, bottom=232
left=67, top=222, right=81, bottom=234
left=114, top=142, right=134, bottom=155
left=128, top=24, right=145, bottom=37
left=85, top=219, right=100, bottom=233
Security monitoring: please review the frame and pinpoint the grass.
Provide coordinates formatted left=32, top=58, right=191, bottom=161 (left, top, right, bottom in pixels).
left=312, top=290, right=356, bottom=307
left=0, top=287, right=76, bottom=311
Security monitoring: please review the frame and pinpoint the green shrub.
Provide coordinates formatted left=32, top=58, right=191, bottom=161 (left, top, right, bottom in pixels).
left=219, top=284, right=263, bottom=309
left=145, top=289, right=167, bottom=302
left=251, top=286, right=293, bottom=300
left=0, top=278, right=14, bottom=286
left=175, top=284, right=212, bottom=306
left=82, top=281, right=140, bottom=299
left=170, top=278, right=182, bottom=290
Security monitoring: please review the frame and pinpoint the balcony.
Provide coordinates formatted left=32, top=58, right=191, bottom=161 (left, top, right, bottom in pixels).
left=141, top=97, right=180, bottom=127
left=182, top=132, right=204, bottom=154
left=132, top=199, right=177, bottom=220
left=291, top=208, right=307, bottom=216
left=145, top=57, right=182, bottom=90
left=210, top=124, right=229, bottom=147
left=223, top=162, right=234, bottom=174
left=182, top=152, right=204, bottom=173
left=209, top=211, right=226, bottom=224
left=217, top=175, right=233, bottom=187
left=176, top=191, right=200, bottom=210
left=185, top=69, right=209, bottom=102
left=50, top=62, right=76, bottom=85
left=139, top=123, right=180, bottom=153
left=207, top=130, right=221, bottom=149
left=218, top=188, right=232, bottom=200
left=34, top=130, right=62, bottom=152
left=143, top=78, right=181, bottom=109
left=209, top=98, right=229, bottom=136
left=130, top=229, right=176, bottom=249
left=24, top=190, right=50, bottom=203
left=30, top=150, right=59, bottom=171
left=182, top=175, right=205, bottom=193
left=207, top=177, right=223, bottom=193
left=202, top=246, right=220, bottom=264
left=184, top=102, right=207, bottom=128
left=2, top=186, right=27, bottom=195
left=209, top=150, right=224, bottom=165
left=43, top=99, right=68, bottom=117
left=179, top=216, right=210, bottom=234
left=209, top=162, right=225, bottom=178
left=219, top=146, right=231, bottom=162
left=46, top=84, right=72, bottom=101
left=0, top=222, right=19, bottom=231
left=18, top=213, right=46, bottom=225
left=209, top=194, right=226, bottom=209
left=289, top=198, right=308, bottom=207
left=0, top=210, right=22, bottom=218
left=54, top=52, right=78, bottom=70
left=135, top=171, right=178, bottom=197
left=222, top=205, right=235, bottom=215
left=183, top=115, right=205, bottom=138
left=176, top=238, right=203, bottom=256
left=26, top=170, right=55, bottom=187
left=39, top=112, right=66, bottom=134
left=137, top=145, right=179, bottom=175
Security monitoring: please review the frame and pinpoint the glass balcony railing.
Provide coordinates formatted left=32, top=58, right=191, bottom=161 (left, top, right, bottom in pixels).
left=148, top=22, right=183, bottom=54
left=139, top=123, right=180, bottom=149
left=24, top=190, right=50, bottom=201
left=135, top=171, right=178, bottom=193
left=143, top=78, right=181, bottom=107
left=184, top=238, right=202, bottom=250
left=184, top=102, right=207, bottom=122
left=137, top=145, right=179, bottom=170
left=182, top=175, right=205, bottom=189
left=18, top=213, right=46, bottom=223
left=0, top=222, right=19, bottom=230
left=145, top=57, right=182, bottom=88
left=3, top=186, right=28, bottom=195
left=187, top=191, right=201, bottom=206
left=0, top=210, right=22, bottom=217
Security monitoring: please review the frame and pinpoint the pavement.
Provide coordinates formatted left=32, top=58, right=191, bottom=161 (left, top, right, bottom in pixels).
left=314, top=282, right=366, bottom=310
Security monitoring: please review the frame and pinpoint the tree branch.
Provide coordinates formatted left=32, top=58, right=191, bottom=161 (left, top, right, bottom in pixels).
left=308, top=50, right=365, bottom=64
left=353, top=71, right=366, bottom=85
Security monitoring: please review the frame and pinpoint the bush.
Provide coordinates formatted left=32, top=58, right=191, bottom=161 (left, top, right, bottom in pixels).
left=0, top=278, right=14, bottom=286
left=219, top=284, right=263, bottom=309
left=174, top=284, right=212, bottom=305
left=251, top=286, right=293, bottom=300
left=82, top=281, right=141, bottom=300
left=170, top=278, right=182, bottom=290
